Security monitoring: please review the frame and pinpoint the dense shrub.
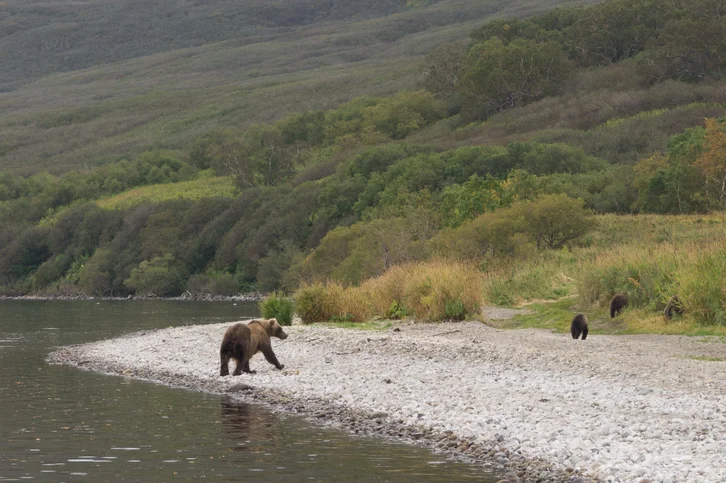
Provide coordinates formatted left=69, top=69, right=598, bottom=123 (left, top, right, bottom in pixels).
left=294, top=282, right=345, bottom=324
left=124, top=254, right=187, bottom=297
left=259, top=292, right=295, bottom=326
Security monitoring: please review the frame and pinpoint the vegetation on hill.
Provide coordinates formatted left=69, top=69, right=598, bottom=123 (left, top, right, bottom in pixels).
left=1, top=0, right=726, bottom=331
left=0, top=0, right=413, bottom=86
left=0, top=0, right=592, bottom=173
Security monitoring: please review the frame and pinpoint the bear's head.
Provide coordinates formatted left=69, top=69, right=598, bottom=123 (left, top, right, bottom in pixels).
left=267, top=318, right=288, bottom=340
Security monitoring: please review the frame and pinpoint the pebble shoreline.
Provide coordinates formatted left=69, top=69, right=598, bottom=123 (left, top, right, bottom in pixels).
left=48, top=321, right=726, bottom=483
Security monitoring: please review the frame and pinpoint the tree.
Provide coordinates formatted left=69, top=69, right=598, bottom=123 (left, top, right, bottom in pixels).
left=459, top=37, right=571, bottom=121
left=640, top=3, right=726, bottom=82
left=124, top=254, right=187, bottom=296
left=80, top=248, right=116, bottom=296
left=518, top=194, right=596, bottom=250
left=361, top=90, right=445, bottom=140
left=567, top=0, right=662, bottom=66
left=422, top=42, right=466, bottom=101
left=438, top=175, right=506, bottom=228
left=210, top=125, right=301, bottom=188
left=694, top=118, right=726, bottom=207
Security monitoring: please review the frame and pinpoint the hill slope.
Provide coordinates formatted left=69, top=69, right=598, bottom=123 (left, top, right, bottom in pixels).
left=0, top=0, right=597, bottom=173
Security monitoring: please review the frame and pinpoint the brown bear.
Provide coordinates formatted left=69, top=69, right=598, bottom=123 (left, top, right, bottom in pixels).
left=570, top=313, right=588, bottom=340
left=220, top=318, right=288, bottom=376
left=610, top=293, right=628, bottom=318
left=664, top=296, right=684, bottom=320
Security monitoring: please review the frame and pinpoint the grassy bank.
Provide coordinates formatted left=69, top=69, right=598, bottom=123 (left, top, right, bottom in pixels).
left=496, top=299, right=726, bottom=337
left=294, top=214, right=726, bottom=335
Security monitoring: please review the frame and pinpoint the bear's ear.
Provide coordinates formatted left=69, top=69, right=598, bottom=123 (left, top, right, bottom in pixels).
left=267, top=318, right=278, bottom=327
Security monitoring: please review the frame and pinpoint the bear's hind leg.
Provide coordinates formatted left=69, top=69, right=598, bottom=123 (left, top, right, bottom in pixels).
left=231, top=342, right=246, bottom=376
left=231, top=360, right=244, bottom=376
left=581, top=325, right=588, bottom=340
left=220, top=353, right=231, bottom=376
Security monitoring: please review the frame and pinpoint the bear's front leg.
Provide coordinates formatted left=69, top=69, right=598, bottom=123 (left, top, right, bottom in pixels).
left=261, top=345, right=284, bottom=370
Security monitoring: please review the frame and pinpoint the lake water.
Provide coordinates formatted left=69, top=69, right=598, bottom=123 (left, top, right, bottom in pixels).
left=0, top=300, right=497, bottom=482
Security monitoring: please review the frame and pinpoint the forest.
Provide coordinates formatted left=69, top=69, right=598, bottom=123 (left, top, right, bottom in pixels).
left=1, top=0, right=726, bottom=328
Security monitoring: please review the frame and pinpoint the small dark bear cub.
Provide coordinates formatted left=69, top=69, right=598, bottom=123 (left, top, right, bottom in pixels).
left=664, top=296, right=684, bottom=320
left=609, top=293, right=628, bottom=318
left=220, top=318, right=288, bottom=376
left=570, top=313, right=589, bottom=340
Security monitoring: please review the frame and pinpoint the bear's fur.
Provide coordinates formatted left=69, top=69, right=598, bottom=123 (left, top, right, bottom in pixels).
left=610, top=293, right=628, bottom=318
left=570, top=313, right=589, bottom=340
left=220, top=318, right=288, bottom=376
left=664, top=296, right=684, bottom=320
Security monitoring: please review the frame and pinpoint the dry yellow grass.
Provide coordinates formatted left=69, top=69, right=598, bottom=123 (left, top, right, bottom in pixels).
left=294, top=260, right=484, bottom=323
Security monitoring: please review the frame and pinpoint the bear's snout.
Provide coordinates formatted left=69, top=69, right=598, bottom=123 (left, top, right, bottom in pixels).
left=278, top=330, right=288, bottom=340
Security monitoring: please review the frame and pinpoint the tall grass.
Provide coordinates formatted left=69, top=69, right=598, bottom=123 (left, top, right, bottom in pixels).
left=294, top=261, right=483, bottom=323
left=483, top=252, right=576, bottom=307
left=576, top=244, right=685, bottom=309
left=576, top=242, right=726, bottom=325
left=674, top=249, right=726, bottom=325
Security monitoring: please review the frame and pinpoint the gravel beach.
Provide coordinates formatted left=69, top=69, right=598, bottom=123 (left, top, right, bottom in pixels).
left=48, top=320, right=726, bottom=483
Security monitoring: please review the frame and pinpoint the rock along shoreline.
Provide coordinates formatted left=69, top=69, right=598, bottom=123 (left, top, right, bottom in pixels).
left=47, top=321, right=726, bottom=483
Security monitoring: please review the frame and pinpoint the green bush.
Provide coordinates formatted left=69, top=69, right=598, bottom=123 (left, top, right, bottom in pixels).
left=444, top=298, right=466, bottom=320
left=259, top=292, right=295, bottom=326
left=385, top=300, right=410, bottom=319
left=294, top=282, right=343, bottom=324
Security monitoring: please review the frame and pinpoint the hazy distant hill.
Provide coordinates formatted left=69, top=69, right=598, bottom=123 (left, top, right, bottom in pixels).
left=0, top=0, right=595, bottom=172
left=0, top=0, right=414, bottom=86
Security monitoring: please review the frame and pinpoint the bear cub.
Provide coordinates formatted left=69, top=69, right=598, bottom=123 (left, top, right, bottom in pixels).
left=570, top=313, right=589, bottom=340
left=609, top=293, right=628, bottom=318
left=220, top=318, right=288, bottom=376
left=664, top=296, right=684, bottom=320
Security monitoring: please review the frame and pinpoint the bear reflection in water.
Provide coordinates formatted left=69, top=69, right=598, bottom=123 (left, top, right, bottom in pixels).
left=220, top=398, right=277, bottom=451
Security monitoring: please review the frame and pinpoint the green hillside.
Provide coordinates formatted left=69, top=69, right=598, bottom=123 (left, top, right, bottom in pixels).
left=2, top=0, right=726, bottom=333
left=0, top=0, right=597, bottom=173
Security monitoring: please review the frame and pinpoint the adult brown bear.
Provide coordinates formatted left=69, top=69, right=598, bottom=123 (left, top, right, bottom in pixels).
left=570, top=313, right=588, bottom=340
left=220, top=318, right=288, bottom=376
left=609, top=293, right=628, bottom=318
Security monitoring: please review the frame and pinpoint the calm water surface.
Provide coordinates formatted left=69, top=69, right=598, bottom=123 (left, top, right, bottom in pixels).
left=0, top=300, right=497, bottom=482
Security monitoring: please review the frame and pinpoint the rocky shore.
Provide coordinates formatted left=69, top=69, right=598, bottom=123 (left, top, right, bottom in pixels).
left=48, top=321, right=726, bottom=483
